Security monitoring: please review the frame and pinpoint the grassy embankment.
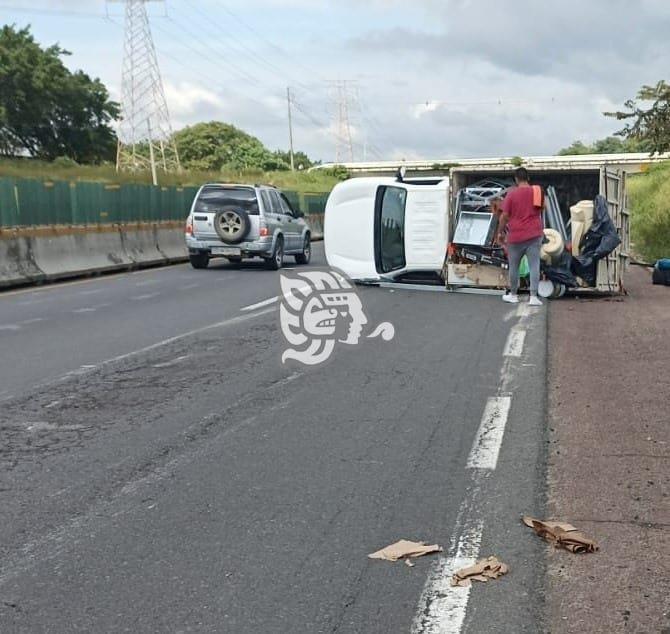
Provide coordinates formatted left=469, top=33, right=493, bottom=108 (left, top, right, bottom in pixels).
left=627, top=161, right=670, bottom=262
left=0, top=159, right=340, bottom=194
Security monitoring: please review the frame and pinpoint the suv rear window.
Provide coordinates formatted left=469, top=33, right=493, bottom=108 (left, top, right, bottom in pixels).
left=194, top=186, right=259, bottom=215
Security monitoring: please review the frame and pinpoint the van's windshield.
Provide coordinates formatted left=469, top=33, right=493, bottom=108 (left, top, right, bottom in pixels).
left=194, top=186, right=259, bottom=215
left=376, top=186, right=407, bottom=273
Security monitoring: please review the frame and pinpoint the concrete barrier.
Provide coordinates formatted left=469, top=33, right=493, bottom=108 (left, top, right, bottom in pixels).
left=0, top=216, right=320, bottom=290
left=0, top=233, right=45, bottom=288
left=30, top=227, right=132, bottom=282
left=307, top=213, right=324, bottom=240
left=120, top=224, right=168, bottom=267
left=0, top=222, right=188, bottom=289
left=155, top=225, right=188, bottom=262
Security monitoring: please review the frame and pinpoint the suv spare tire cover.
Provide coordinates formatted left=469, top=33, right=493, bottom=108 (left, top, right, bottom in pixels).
left=213, top=206, right=251, bottom=244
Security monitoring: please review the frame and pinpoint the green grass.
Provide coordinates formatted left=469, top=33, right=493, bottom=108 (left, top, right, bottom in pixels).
left=627, top=161, right=670, bottom=262
left=0, top=159, right=340, bottom=194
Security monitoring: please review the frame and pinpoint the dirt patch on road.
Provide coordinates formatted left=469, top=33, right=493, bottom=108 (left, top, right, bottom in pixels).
left=547, top=266, right=670, bottom=633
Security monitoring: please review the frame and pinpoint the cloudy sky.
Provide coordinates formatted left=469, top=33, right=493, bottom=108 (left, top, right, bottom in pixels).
left=3, top=0, right=669, bottom=163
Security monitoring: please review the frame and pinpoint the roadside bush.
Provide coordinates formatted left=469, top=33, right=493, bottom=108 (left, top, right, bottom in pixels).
left=628, top=161, right=670, bottom=261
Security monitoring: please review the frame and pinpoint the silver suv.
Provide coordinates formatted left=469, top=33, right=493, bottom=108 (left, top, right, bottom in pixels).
left=185, top=184, right=311, bottom=270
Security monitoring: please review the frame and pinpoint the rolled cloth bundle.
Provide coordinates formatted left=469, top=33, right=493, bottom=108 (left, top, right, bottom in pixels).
left=541, top=228, right=565, bottom=264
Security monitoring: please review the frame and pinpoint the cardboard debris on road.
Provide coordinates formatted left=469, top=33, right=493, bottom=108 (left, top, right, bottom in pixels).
left=368, top=540, right=443, bottom=562
left=522, top=516, right=599, bottom=554
left=451, top=556, right=509, bottom=587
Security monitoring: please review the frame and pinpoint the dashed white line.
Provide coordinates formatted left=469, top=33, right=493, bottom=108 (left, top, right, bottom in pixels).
left=503, top=327, right=527, bottom=357
left=131, top=292, right=160, bottom=301
left=412, top=520, right=483, bottom=634
left=20, top=317, right=45, bottom=325
left=466, top=396, right=512, bottom=471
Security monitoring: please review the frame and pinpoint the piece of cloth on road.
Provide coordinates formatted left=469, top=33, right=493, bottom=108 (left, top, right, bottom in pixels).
left=368, top=539, right=442, bottom=562
left=522, top=516, right=599, bottom=554
left=451, top=556, right=509, bottom=587
left=508, top=237, right=542, bottom=294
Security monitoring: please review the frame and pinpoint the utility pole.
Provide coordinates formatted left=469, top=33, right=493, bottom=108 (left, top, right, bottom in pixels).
left=287, top=86, right=295, bottom=171
left=111, top=0, right=181, bottom=178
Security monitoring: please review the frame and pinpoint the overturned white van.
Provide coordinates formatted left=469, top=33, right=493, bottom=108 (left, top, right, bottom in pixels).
left=324, top=161, right=629, bottom=294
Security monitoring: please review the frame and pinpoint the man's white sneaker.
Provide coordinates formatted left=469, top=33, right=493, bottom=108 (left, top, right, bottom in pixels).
left=528, top=296, right=543, bottom=306
left=502, top=293, right=519, bottom=304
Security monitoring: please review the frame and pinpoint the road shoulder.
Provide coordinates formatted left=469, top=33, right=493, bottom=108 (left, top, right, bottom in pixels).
left=547, top=266, right=670, bottom=633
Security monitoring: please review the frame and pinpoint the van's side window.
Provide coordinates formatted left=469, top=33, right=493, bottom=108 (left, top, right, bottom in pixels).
left=376, top=186, right=407, bottom=273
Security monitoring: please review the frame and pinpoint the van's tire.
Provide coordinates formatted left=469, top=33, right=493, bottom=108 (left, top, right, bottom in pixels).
left=213, top=207, right=250, bottom=244
left=265, top=236, right=284, bottom=270
left=189, top=253, right=209, bottom=269
left=295, top=235, right=311, bottom=265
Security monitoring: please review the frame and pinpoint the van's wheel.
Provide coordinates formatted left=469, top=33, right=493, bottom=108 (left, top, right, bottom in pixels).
left=295, top=235, right=311, bottom=265
left=265, top=236, right=284, bottom=270
left=189, top=253, right=209, bottom=269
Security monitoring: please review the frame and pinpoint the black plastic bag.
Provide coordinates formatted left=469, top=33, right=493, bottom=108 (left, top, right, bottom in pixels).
left=543, top=251, right=578, bottom=287
left=572, top=194, right=621, bottom=286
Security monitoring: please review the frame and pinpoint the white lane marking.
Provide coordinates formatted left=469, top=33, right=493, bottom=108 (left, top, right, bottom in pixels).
left=412, top=516, right=483, bottom=634
left=131, top=292, right=160, bottom=301
left=503, top=327, right=526, bottom=358
left=516, top=303, right=531, bottom=318
left=152, top=354, right=191, bottom=369
left=78, top=288, right=103, bottom=296
left=502, top=308, right=518, bottom=322
left=0, top=324, right=21, bottom=331
left=0, top=308, right=275, bottom=405
left=72, top=303, right=111, bottom=314
left=241, top=296, right=278, bottom=312
left=72, top=308, right=276, bottom=377
left=241, top=284, right=312, bottom=313
left=466, top=396, right=512, bottom=471
left=20, top=317, right=45, bottom=325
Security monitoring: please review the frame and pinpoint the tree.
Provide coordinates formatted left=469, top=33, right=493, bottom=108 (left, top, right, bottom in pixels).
left=174, top=121, right=289, bottom=172
left=558, top=136, right=652, bottom=156
left=273, top=149, right=315, bottom=170
left=0, top=25, right=119, bottom=162
left=604, top=80, right=670, bottom=155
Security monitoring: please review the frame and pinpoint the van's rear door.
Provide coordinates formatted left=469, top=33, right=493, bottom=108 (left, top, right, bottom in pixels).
left=403, top=179, right=450, bottom=271
left=598, top=167, right=628, bottom=290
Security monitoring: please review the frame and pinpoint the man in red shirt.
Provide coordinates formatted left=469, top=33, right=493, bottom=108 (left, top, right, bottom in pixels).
left=496, top=167, right=544, bottom=306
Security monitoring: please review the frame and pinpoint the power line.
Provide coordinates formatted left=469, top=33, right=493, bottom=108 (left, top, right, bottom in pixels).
left=212, top=0, right=324, bottom=82
left=0, top=4, right=109, bottom=17
left=177, top=0, right=312, bottom=92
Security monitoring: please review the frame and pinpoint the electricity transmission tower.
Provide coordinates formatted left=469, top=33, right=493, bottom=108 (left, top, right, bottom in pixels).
left=111, top=0, right=180, bottom=183
left=328, top=80, right=355, bottom=163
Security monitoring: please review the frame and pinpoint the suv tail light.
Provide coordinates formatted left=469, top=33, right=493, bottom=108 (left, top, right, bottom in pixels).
left=186, top=218, right=193, bottom=235
left=259, top=226, right=269, bottom=237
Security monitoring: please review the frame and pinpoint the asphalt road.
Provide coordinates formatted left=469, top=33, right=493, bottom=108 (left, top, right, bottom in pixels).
left=0, top=244, right=548, bottom=633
